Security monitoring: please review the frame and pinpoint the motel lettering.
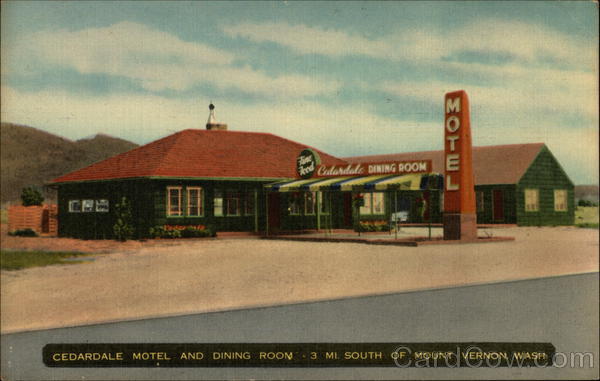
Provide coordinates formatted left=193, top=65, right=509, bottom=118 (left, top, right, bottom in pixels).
left=445, top=96, right=461, bottom=191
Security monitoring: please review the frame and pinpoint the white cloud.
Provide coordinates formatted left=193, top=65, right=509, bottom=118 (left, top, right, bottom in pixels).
left=224, top=22, right=390, bottom=58
left=224, top=19, right=597, bottom=70
left=2, top=86, right=597, bottom=184
left=2, top=22, right=340, bottom=97
left=379, top=66, right=599, bottom=120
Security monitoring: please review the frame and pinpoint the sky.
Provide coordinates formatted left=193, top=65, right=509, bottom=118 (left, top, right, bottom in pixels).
left=1, top=1, right=598, bottom=184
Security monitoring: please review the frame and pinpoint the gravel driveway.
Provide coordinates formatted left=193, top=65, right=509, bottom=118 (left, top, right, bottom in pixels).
left=1, top=227, right=598, bottom=333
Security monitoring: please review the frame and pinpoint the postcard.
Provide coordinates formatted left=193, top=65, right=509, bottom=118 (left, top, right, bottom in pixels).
left=1, top=1, right=598, bottom=380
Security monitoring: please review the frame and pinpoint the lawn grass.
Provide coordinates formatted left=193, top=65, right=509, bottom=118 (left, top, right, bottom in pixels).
left=575, top=206, right=599, bottom=228
left=1, top=250, right=95, bottom=271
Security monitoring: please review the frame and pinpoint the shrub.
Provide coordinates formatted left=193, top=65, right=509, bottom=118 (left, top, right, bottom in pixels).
left=21, top=187, right=44, bottom=206
left=576, top=222, right=599, bottom=229
left=578, top=199, right=598, bottom=207
left=113, top=197, right=135, bottom=241
left=8, top=228, right=38, bottom=237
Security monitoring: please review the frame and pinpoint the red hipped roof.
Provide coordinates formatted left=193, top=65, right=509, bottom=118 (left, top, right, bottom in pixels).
left=52, top=129, right=347, bottom=183
left=52, top=128, right=547, bottom=186
left=344, top=143, right=545, bottom=185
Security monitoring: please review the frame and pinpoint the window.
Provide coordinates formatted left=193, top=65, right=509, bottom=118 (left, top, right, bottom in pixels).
left=319, top=192, right=330, bottom=214
left=359, top=193, right=371, bottom=215
left=289, top=193, right=302, bottom=215
left=225, top=190, right=240, bottom=216
left=476, top=191, right=485, bottom=212
left=68, top=200, right=81, bottom=213
left=244, top=191, right=255, bottom=215
left=167, top=187, right=182, bottom=216
left=96, top=199, right=109, bottom=212
left=214, top=190, right=224, bottom=216
left=554, top=189, right=567, bottom=211
left=187, top=187, right=203, bottom=216
left=525, top=189, right=539, bottom=212
left=372, top=192, right=385, bottom=214
left=214, top=189, right=242, bottom=216
left=305, top=192, right=316, bottom=215
left=82, top=199, right=94, bottom=212
left=359, top=192, right=385, bottom=215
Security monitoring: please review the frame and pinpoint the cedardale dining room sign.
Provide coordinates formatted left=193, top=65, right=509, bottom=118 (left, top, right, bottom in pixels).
left=316, top=161, right=432, bottom=177
left=296, top=151, right=432, bottom=179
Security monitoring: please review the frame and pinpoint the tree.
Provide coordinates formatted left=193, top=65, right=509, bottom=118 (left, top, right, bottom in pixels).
left=113, top=197, right=135, bottom=241
left=21, top=187, right=44, bottom=206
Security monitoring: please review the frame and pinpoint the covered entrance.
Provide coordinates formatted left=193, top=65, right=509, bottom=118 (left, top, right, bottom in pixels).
left=264, top=173, right=443, bottom=234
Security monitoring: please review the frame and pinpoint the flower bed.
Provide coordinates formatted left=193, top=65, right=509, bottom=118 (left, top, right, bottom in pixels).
left=357, top=220, right=390, bottom=232
left=149, top=225, right=215, bottom=239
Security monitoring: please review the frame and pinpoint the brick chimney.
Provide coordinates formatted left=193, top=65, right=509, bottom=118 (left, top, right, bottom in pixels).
left=206, top=103, right=228, bottom=131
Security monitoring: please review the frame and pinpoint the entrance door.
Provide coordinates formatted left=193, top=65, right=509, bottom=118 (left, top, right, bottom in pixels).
left=493, top=190, right=504, bottom=222
left=343, top=193, right=353, bottom=228
left=267, top=193, right=281, bottom=232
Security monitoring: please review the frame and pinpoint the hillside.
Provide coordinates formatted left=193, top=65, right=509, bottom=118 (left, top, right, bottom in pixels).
left=0, top=123, right=138, bottom=205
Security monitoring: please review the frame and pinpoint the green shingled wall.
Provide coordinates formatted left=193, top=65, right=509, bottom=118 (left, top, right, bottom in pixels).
left=516, top=146, right=574, bottom=226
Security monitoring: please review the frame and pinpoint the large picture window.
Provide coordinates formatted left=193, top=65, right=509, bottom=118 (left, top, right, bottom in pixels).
left=554, top=189, right=567, bottom=212
left=359, top=192, right=385, bottom=215
left=525, top=188, right=539, bottom=212
left=187, top=187, right=203, bottom=216
left=167, top=187, right=182, bottom=216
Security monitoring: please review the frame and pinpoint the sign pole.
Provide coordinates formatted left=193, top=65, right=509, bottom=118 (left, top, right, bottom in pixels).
left=443, top=90, right=477, bottom=241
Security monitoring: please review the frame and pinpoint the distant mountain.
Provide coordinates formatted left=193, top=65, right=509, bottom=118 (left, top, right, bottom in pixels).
left=0, top=123, right=138, bottom=205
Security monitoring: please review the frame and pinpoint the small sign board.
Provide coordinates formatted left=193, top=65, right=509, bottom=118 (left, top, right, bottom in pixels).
left=296, top=149, right=321, bottom=179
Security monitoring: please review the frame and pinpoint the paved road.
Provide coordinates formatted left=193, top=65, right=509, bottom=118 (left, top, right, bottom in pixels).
left=1, top=273, right=598, bottom=380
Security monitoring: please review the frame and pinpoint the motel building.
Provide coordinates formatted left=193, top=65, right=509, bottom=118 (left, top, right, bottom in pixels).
left=50, top=103, right=575, bottom=240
